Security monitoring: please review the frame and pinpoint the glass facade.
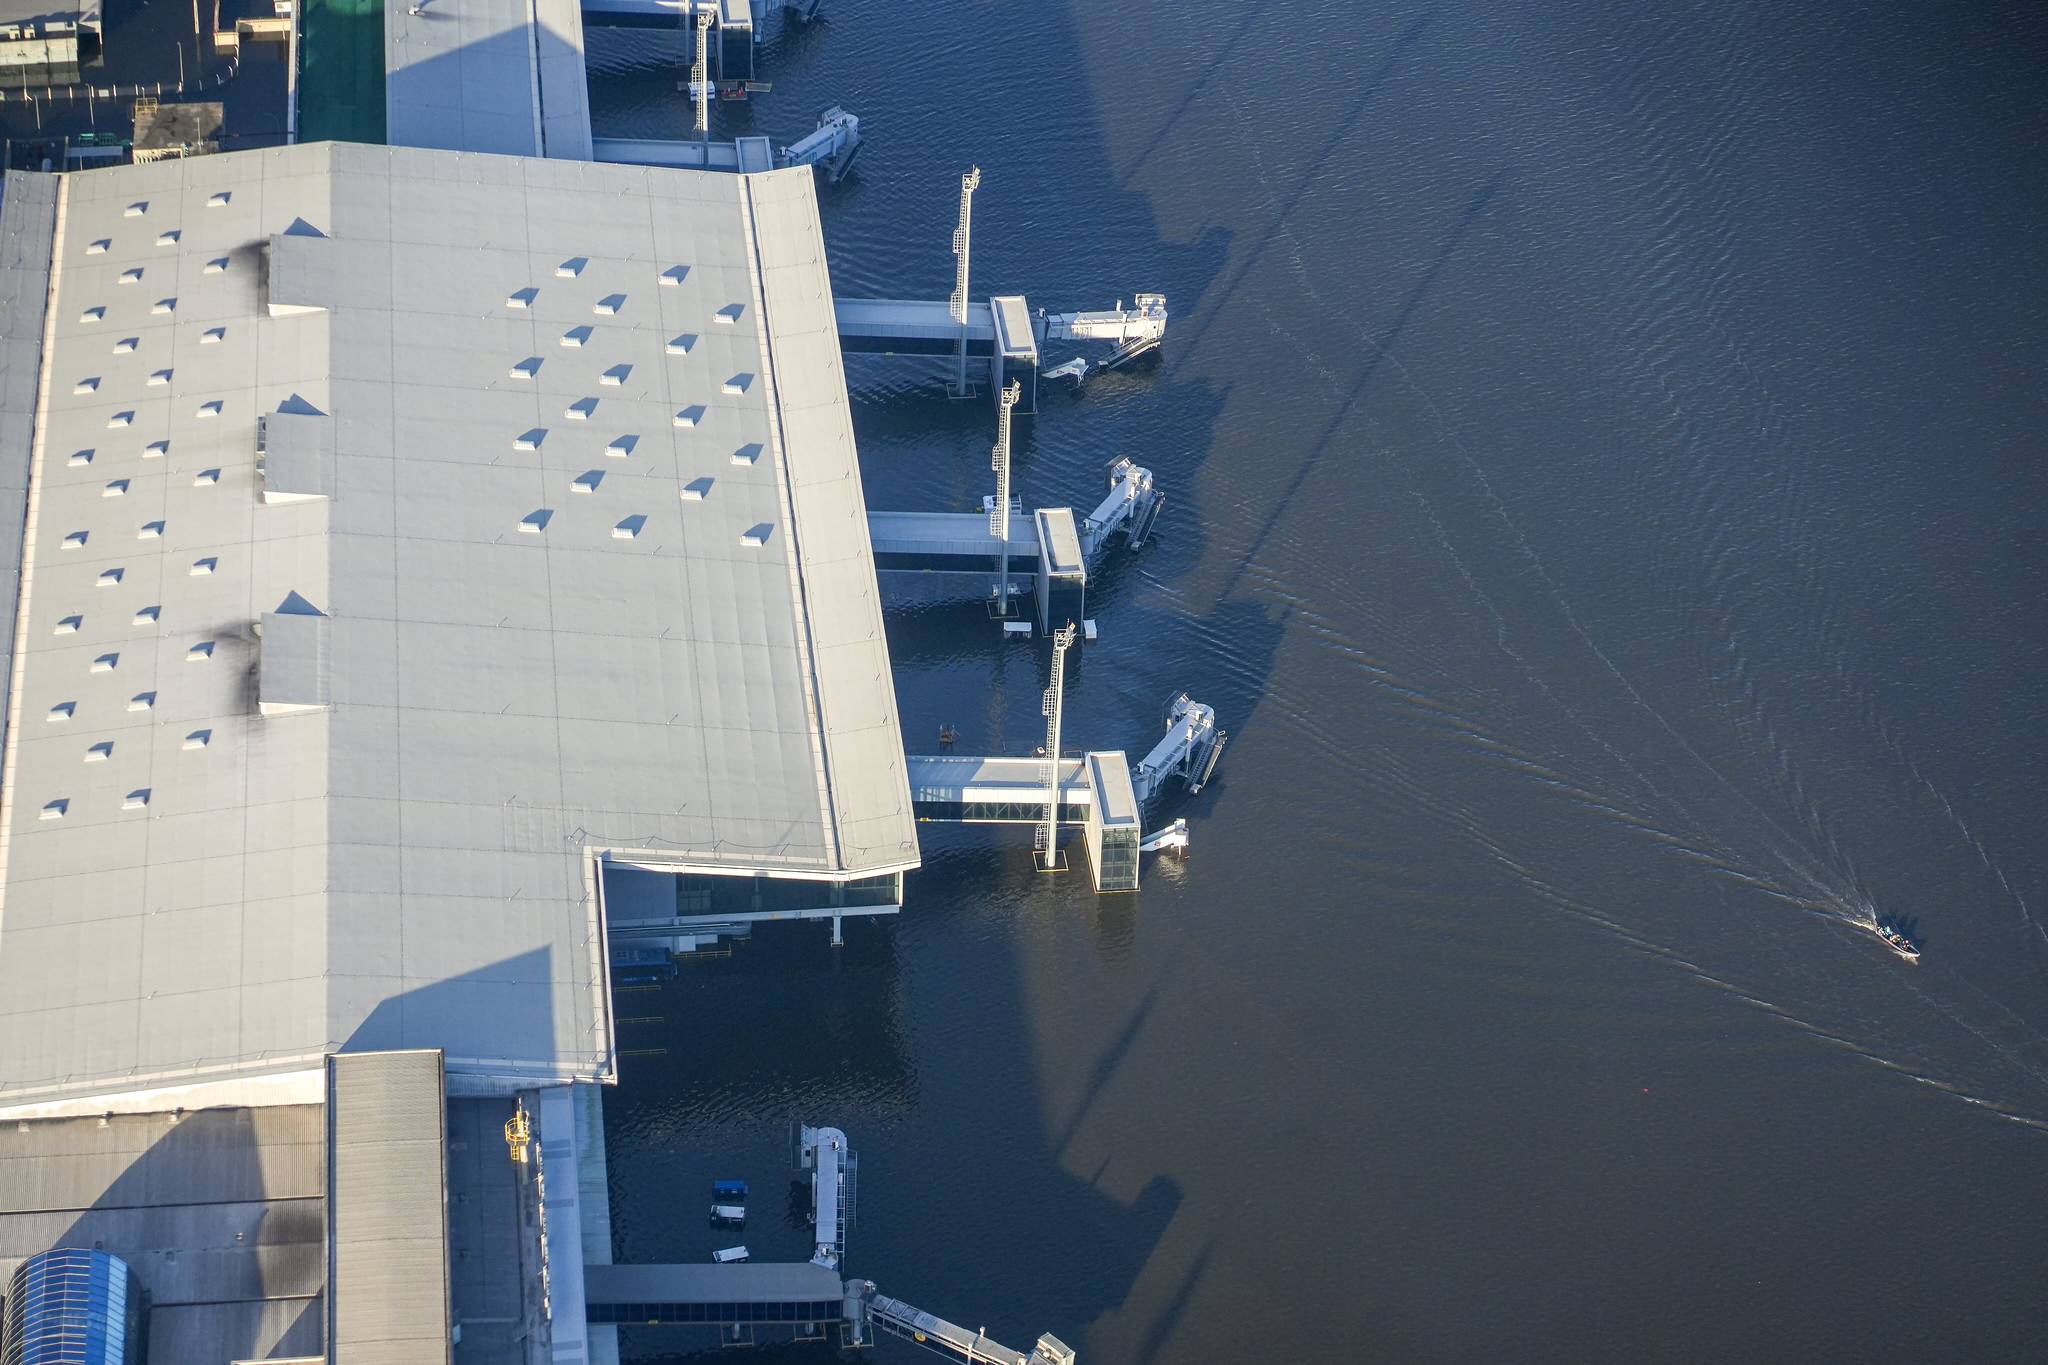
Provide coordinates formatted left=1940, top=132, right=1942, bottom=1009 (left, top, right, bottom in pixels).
left=1095, top=827, right=1139, bottom=891
left=1, top=1249, right=140, bottom=1365
left=674, top=872, right=898, bottom=917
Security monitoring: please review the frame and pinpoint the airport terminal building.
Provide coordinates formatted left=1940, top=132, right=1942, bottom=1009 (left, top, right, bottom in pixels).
left=0, top=142, right=918, bottom=1361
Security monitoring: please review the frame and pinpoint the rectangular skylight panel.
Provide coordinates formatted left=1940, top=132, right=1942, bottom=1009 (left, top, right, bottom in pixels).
left=89, top=655, right=117, bottom=674
left=112, top=338, right=136, bottom=353
left=54, top=615, right=81, bottom=634
left=152, top=299, right=176, bottom=314
left=107, top=412, right=133, bottom=427
left=566, top=398, right=597, bottom=420
left=740, top=523, right=773, bottom=547
left=203, top=258, right=228, bottom=274
left=72, top=378, right=98, bottom=394
left=119, top=268, right=142, bottom=284
left=147, top=369, right=172, bottom=386
left=200, top=328, right=225, bottom=343
left=672, top=406, right=705, bottom=428
left=97, top=568, right=122, bottom=586
left=144, top=440, right=168, bottom=457
left=721, top=374, right=753, bottom=395
left=67, top=450, right=92, bottom=467
left=183, top=729, right=211, bottom=748
left=508, top=287, right=538, bottom=308
left=133, top=606, right=159, bottom=624
left=40, top=800, right=66, bottom=819
left=715, top=303, right=744, bottom=324
left=207, top=191, right=230, bottom=207
left=47, top=703, right=74, bottom=722
left=601, top=364, right=631, bottom=386
left=157, top=231, right=180, bottom=246
left=186, top=641, right=214, bottom=660
left=572, top=470, right=603, bottom=493
left=556, top=257, right=587, bottom=278
left=193, top=469, right=220, bottom=485
left=594, top=294, right=625, bottom=315
left=680, top=477, right=712, bottom=501
left=124, top=202, right=146, bottom=217
left=731, top=443, right=763, bottom=466
left=514, top=429, right=546, bottom=451
left=138, top=522, right=164, bottom=539
left=510, top=357, right=542, bottom=379
left=121, top=789, right=150, bottom=810
left=190, top=557, right=217, bottom=576
left=79, top=307, right=104, bottom=323
left=102, top=480, right=128, bottom=497
left=518, top=509, right=552, bottom=533
left=660, top=266, right=688, bottom=286
left=84, top=741, right=113, bottom=761
left=605, top=435, right=638, bottom=457
left=560, top=326, right=592, bottom=347
left=127, top=693, right=154, bottom=712
left=667, top=334, right=697, bottom=354
left=196, top=400, right=221, bottom=416
left=85, top=239, right=109, bottom=255
left=612, top=515, right=646, bottom=539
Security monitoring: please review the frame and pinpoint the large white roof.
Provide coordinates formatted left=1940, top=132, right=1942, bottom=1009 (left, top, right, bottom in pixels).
left=0, top=144, right=915, bottom=1113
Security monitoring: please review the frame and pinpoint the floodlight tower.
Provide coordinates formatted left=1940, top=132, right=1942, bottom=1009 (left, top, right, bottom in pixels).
left=949, top=165, right=981, bottom=397
left=1035, top=622, right=1077, bottom=871
left=989, top=378, right=1020, bottom=616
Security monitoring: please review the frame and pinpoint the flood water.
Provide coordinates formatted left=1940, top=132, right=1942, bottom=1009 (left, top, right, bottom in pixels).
left=586, top=3, right=2048, bottom=1360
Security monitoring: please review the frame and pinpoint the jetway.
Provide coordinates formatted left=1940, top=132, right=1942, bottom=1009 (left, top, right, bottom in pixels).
left=850, top=1285, right=1075, bottom=1365
left=794, top=1124, right=856, bottom=1269
left=592, top=106, right=861, bottom=182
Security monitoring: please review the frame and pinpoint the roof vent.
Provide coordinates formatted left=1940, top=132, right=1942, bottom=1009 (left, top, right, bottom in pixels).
left=601, top=364, right=631, bottom=386
left=96, top=568, right=122, bottom=587
left=560, top=326, right=592, bottom=347
left=190, top=557, right=217, bottom=576
left=197, top=401, right=221, bottom=417
left=201, top=328, right=224, bottom=343
left=138, top=522, right=163, bottom=539
left=605, top=435, right=638, bottom=457
left=40, top=799, right=66, bottom=819
left=715, top=303, right=744, bottom=324
left=102, top=480, right=127, bottom=497
left=510, top=357, right=542, bottom=379
left=193, top=469, right=220, bottom=485
left=508, top=287, right=538, bottom=309
left=132, top=606, right=159, bottom=623
left=666, top=334, right=697, bottom=354
left=721, top=373, right=753, bottom=395
left=731, top=443, right=762, bottom=466
left=47, top=702, right=74, bottom=721
left=89, top=654, right=117, bottom=673
left=519, top=509, right=553, bottom=533
left=514, top=429, right=546, bottom=451
left=740, top=523, right=773, bottom=547
left=282, top=217, right=326, bottom=237
left=85, top=742, right=113, bottom=761
left=119, top=268, right=142, bottom=284
left=54, top=615, right=80, bottom=634
left=67, top=450, right=91, bottom=467
left=556, top=257, right=587, bottom=278
left=660, top=266, right=688, bottom=286
left=203, top=257, right=227, bottom=274
left=61, top=531, right=87, bottom=549
left=681, top=477, right=712, bottom=501
left=79, top=307, right=104, bottom=322
left=566, top=397, right=597, bottom=420
left=144, top=440, right=168, bottom=457
left=156, top=231, right=179, bottom=246
left=594, top=294, right=625, bottom=315
left=572, top=470, right=603, bottom=493
left=124, top=202, right=147, bottom=216
left=261, top=409, right=336, bottom=503
left=85, top=239, right=108, bottom=255
left=207, top=191, right=230, bottom=207
left=147, top=369, right=172, bottom=386
left=127, top=693, right=154, bottom=712
left=186, top=641, right=214, bottom=661
left=259, top=593, right=331, bottom=716
left=111, top=338, right=135, bottom=353
left=107, top=412, right=133, bottom=428
left=151, top=299, right=176, bottom=314
left=672, top=406, right=704, bottom=428
left=182, top=729, right=211, bottom=748
left=122, top=789, right=150, bottom=810
left=612, top=515, right=646, bottom=539
left=73, top=377, right=99, bottom=394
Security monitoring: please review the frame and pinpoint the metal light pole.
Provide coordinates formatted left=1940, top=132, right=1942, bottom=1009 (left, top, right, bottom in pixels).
left=949, top=165, right=980, bottom=397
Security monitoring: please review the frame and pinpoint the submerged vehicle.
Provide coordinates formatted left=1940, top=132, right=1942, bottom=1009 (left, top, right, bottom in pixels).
left=1872, top=919, right=1921, bottom=962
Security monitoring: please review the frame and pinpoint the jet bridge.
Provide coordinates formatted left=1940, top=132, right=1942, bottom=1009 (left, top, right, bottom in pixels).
left=849, top=1285, right=1075, bottom=1365
left=795, top=1124, right=856, bottom=1269
left=592, top=107, right=861, bottom=182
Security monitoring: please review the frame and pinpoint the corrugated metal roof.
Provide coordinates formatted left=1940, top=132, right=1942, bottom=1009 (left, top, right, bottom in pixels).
left=0, top=145, right=915, bottom=1114
left=327, top=1050, right=449, bottom=1364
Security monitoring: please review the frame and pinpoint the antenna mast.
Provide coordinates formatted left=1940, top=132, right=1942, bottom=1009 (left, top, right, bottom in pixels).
left=949, top=165, right=981, bottom=397
left=989, top=378, right=1020, bottom=615
left=1035, top=622, right=1076, bottom=870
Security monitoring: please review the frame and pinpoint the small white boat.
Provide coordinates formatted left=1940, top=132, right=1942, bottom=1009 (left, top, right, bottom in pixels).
left=713, top=1245, right=749, bottom=1263
left=710, top=1203, right=746, bottom=1223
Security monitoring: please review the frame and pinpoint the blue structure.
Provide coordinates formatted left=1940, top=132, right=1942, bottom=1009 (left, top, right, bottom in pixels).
left=1, top=1249, right=141, bottom=1365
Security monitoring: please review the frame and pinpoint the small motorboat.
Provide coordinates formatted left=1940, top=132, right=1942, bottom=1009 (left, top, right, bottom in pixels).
left=1872, top=920, right=1920, bottom=963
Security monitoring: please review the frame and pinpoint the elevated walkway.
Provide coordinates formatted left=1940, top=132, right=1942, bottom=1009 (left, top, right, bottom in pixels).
left=583, top=1262, right=845, bottom=1326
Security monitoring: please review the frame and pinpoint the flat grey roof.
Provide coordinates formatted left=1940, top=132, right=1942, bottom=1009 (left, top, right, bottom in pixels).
left=328, top=1050, right=449, bottom=1362
left=866, top=510, right=1036, bottom=559
left=385, top=0, right=591, bottom=160
left=0, top=1105, right=325, bottom=1361
left=0, top=144, right=915, bottom=1113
